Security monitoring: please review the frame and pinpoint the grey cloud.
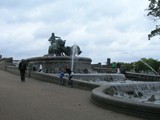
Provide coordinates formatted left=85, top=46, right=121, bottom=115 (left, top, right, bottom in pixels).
left=0, top=0, right=54, bottom=9
left=0, top=0, right=159, bottom=63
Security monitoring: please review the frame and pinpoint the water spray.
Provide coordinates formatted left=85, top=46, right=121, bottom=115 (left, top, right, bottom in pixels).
left=71, top=44, right=78, bottom=72
left=121, top=51, right=159, bottom=75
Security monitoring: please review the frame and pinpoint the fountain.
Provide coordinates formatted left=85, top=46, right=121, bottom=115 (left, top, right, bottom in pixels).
left=90, top=52, right=160, bottom=119
left=26, top=32, right=160, bottom=119
left=90, top=54, right=160, bottom=119
left=27, top=33, right=92, bottom=73
left=26, top=33, right=125, bottom=82
left=69, top=44, right=126, bottom=82
left=91, top=80, right=160, bottom=120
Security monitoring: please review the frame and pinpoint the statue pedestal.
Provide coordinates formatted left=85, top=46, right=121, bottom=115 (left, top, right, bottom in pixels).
left=27, top=56, right=92, bottom=73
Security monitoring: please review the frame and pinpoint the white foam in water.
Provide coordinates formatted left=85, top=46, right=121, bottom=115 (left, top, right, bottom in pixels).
left=109, top=81, right=160, bottom=105
left=70, top=72, right=160, bottom=105
left=72, top=73, right=126, bottom=82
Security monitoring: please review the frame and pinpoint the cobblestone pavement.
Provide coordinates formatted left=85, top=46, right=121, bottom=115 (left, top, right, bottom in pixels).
left=0, top=70, right=144, bottom=120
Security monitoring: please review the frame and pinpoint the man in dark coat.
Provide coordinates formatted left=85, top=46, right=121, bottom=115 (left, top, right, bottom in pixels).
left=65, top=65, right=73, bottom=87
left=18, top=59, right=27, bottom=82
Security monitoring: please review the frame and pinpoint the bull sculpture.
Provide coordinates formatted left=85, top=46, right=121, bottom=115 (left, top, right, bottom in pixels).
left=48, top=33, right=82, bottom=56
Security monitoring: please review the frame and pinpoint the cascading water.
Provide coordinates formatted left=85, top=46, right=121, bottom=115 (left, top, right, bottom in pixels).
left=110, top=82, right=160, bottom=92
left=72, top=73, right=126, bottom=82
left=105, top=82, right=160, bottom=104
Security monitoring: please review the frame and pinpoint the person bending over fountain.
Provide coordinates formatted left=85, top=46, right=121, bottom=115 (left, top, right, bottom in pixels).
left=65, top=65, right=73, bottom=87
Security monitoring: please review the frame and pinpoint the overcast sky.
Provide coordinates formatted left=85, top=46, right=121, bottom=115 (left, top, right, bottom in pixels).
left=0, top=0, right=159, bottom=64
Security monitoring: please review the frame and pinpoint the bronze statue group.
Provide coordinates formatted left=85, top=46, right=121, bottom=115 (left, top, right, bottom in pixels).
left=48, top=33, right=82, bottom=56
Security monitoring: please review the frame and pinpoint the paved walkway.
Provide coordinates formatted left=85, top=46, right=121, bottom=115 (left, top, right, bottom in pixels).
left=0, top=70, right=144, bottom=120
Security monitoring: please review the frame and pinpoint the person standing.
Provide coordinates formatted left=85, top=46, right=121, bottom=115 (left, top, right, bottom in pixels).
left=18, top=59, right=27, bottom=82
left=65, top=65, right=73, bottom=87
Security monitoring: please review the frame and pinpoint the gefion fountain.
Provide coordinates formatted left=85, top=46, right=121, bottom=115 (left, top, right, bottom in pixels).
left=27, top=33, right=92, bottom=73
left=27, top=33, right=125, bottom=82
left=27, top=32, right=160, bottom=120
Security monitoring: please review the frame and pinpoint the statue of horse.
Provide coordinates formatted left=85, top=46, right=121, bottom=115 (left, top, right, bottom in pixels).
left=48, top=38, right=66, bottom=56
left=47, top=33, right=82, bottom=56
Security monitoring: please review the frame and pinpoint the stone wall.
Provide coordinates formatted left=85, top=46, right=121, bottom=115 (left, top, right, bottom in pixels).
left=0, top=57, right=13, bottom=70
left=91, top=63, right=117, bottom=73
left=27, top=56, right=92, bottom=73
left=31, top=72, right=99, bottom=90
left=125, top=72, right=160, bottom=81
left=0, top=63, right=99, bottom=91
left=92, top=67, right=117, bottom=73
left=5, top=65, right=20, bottom=75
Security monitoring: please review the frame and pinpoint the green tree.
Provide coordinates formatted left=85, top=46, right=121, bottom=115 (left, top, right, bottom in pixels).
left=134, top=59, right=148, bottom=72
left=147, top=58, right=160, bottom=71
left=123, top=63, right=134, bottom=72
left=134, top=58, right=160, bottom=74
left=147, top=0, right=160, bottom=40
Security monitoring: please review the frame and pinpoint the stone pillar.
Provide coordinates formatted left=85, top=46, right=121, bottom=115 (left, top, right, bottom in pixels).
left=107, top=58, right=111, bottom=68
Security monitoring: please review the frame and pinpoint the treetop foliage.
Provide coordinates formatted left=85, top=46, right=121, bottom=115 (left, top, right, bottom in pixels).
left=147, top=0, right=160, bottom=40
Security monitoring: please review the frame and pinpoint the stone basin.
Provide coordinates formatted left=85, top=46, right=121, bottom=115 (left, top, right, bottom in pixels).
left=91, top=82, right=160, bottom=120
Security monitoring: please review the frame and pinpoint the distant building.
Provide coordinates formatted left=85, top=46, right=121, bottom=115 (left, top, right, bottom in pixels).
left=91, top=58, right=117, bottom=73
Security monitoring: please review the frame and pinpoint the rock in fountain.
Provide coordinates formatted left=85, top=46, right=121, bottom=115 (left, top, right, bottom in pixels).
left=148, top=95, right=156, bottom=102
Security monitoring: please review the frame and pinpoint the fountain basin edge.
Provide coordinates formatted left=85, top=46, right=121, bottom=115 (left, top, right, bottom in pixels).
left=30, top=71, right=99, bottom=90
left=91, top=85, right=160, bottom=120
